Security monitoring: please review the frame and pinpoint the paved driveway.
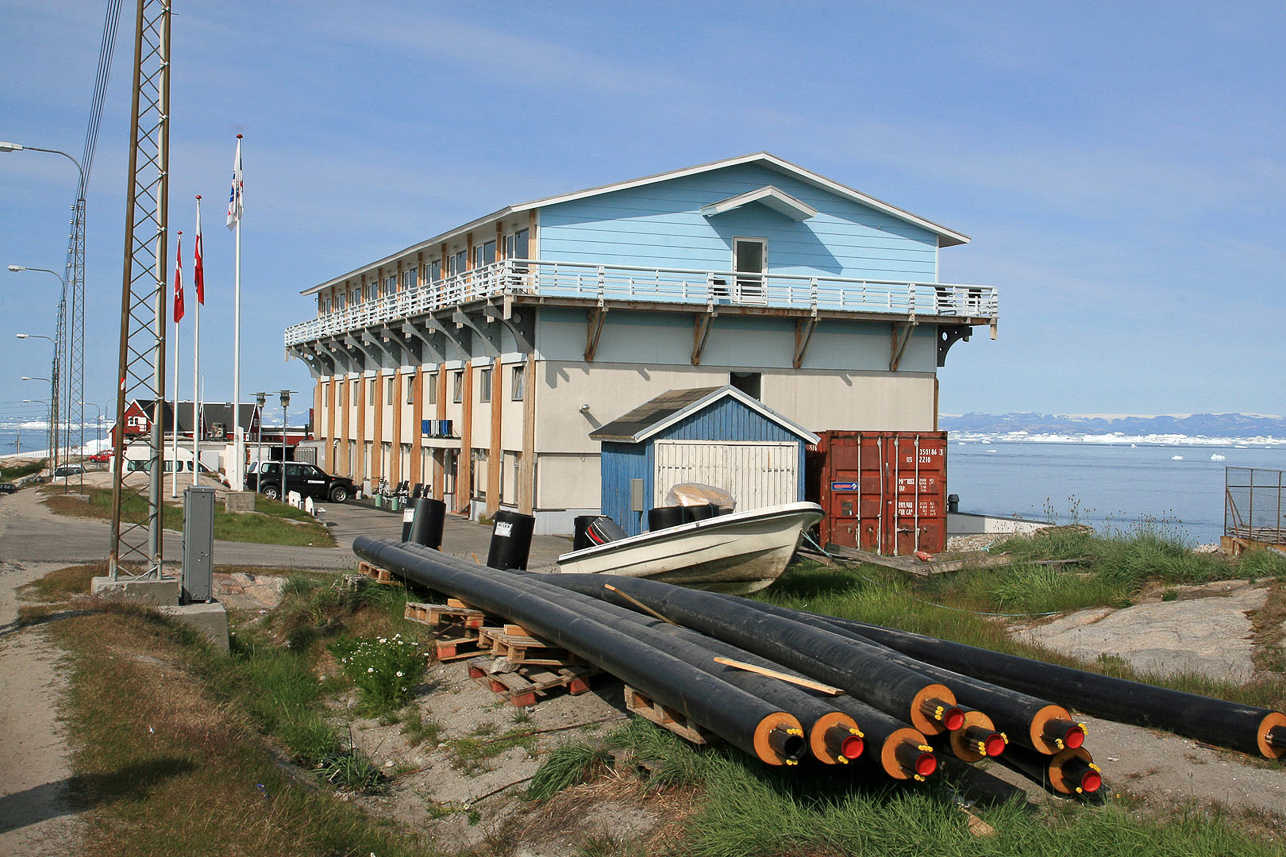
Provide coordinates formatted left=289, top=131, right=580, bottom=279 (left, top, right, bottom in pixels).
left=0, top=487, right=571, bottom=573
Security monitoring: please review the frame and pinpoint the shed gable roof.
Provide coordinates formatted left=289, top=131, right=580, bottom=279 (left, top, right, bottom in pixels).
left=590, top=385, right=818, bottom=445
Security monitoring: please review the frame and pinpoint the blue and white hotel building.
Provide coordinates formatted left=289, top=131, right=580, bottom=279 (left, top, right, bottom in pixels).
left=284, top=153, right=998, bottom=533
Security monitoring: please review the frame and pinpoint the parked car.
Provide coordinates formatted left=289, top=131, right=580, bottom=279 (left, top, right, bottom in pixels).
left=88, top=451, right=111, bottom=463
left=246, top=461, right=353, bottom=503
left=53, top=463, right=86, bottom=477
left=0, top=483, right=16, bottom=494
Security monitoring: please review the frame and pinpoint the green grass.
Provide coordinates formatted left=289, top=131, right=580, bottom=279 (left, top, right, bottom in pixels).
left=606, top=720, right=1280, bottom=857
left=43, top=485, right=335, bottom=547
left=762, top=526, right=1286, bottom=714
left=448, top=723, right=539, bottom=774
left=527, top=741, right=611, bottom=801
left=36, top=597, right=434, bottom=856
left=1, top=458, right=46, bottom=481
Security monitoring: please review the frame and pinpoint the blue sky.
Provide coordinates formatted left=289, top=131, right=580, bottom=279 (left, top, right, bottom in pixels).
left=2, top=1, right=1283, bottom=431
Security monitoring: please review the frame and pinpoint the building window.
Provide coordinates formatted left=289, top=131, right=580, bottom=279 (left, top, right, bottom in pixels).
left=427, top=260, right=441, bottom=283
left=479, top=367, right=492, bottom=403
left=426, top=372, right=437, bottom=405
left=452, top=370, right=464, bottom=403
left=473, top=239, right=496, bottom=270
left=450, top=249, right=467, bottom=277
left=510, top=365, right=525, bottom=401
left=504, top=228, right=529, bottom=261
left=729, top=371, right=762, bottom=400
left=386, top=377, right=394, bottom=403
left=351, top=379, right=359, bottom=404
left=472, top=449, right=487, bottom=500
left=350, top=287, right=360, bottom=306
left=384, top=274, right=397, bottom=296
left=404, top=375, right=414, bottom=405
left=368, top=378, right=376, bottom=401
left=337, top=381, right=345, bottom=407
left=336, top=292, right=345, bottom=310
left=403, top=268, right=417, bottom=291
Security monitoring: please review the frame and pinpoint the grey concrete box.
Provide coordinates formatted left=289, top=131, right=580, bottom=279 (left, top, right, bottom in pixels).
left=183, top=486, right=215, bottom=603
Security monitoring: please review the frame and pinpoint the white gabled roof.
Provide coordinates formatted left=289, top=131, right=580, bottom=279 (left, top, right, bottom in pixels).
left=699, top=185, right=817, bottom=221
left=303, top=152, right=969, bottom=295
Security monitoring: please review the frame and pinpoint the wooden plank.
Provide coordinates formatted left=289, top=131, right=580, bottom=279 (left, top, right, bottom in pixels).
left=503, top=623, right=534, bottom=637
left=712, top=657, right=843, bottom=695
left=467, top=656, right=600, bottom=706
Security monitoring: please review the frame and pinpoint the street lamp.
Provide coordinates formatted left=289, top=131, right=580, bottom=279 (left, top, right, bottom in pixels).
left=254, top=392, right=267, bottom=477
left=16, top=330, right=58, bottom=466
left=279, top=390, right=293, bottom=501
left=79, top=400, right=102, bottom=454
left=12, top=266, right=68, bottom=474
left=4, top=142, right=88, bottom=493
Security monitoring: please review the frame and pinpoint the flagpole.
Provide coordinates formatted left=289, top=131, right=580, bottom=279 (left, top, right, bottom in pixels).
left=172, top=316, right=180, bottom=498
left=193, top=195, right=203, bottom=487
left=171, top=230, right=183, bottom=499
left=229, top=134, right=245, bottom=492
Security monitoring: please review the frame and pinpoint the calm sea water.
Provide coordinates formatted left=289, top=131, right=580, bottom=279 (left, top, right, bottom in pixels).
left=947, top=441, right=1286, bottom=545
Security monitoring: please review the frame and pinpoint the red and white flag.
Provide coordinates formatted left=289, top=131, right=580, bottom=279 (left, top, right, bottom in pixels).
left=194, top=196, right=205, bottom=304
left=226, top=135, right=243, bottom=230
left=173, top=231, right=185, bottom=322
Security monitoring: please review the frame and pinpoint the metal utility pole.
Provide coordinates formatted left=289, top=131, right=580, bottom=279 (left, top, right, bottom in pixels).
left=109, top=0, right=171, bottom=580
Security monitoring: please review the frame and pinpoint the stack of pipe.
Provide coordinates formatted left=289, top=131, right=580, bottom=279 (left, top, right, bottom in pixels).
left=355, top=516, right=1285, bottom=791
left=356, top=538, right=1025, bottom=784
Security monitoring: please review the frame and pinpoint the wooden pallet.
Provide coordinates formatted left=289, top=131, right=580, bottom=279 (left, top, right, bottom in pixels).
left=623, top=685, right=709, bottom=745
left=435, top=634, right=489, bottom=661
left=467, top=657, right=599, bottom=707
left=404, top=601, right=487, bottom=629
left=476, top=627, right=579, bottom=666
left=357, top=561, right=399, bottom=585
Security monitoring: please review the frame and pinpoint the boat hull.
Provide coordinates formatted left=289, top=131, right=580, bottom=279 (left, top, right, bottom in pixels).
left=550, top=502, right=823, bottom=595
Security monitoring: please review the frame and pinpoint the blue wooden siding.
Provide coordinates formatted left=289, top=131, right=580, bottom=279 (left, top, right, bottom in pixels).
left=538, top=163, right=938, bottom=282
left=599, top=394, right=810, bottom=535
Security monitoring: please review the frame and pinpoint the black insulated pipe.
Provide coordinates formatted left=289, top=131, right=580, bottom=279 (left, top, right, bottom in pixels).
left=352, top=538, right=805, bottom=765
left=1002, top=745, right=1102, bottom=796
left=500, top=571, right=860, bottom=764
left=807, top=611, right=1286, bottom=761
left=407, top=497, right=446, bottom=549
left=549, top=573, right=959, bottom=736
left=768, top=726, right=806, bottom=764
left=920, top=697, right=964, bottom=731
left=715, top=593, right=1085, bottom=754
left=1044, top=718, right=1086, bottom=750
left=824, top=723, right=865, bottom=762
left=893, top=742, right=938, bottom=780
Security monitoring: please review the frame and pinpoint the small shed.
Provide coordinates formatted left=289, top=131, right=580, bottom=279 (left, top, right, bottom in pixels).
left=593, top=385, right=819, bottom=536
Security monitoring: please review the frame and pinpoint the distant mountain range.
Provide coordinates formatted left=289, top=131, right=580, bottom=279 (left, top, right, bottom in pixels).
left=939, top=412, right=1286, bottom=438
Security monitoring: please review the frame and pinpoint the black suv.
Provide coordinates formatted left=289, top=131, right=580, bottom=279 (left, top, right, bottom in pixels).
left=247, top=461, right=354, bottom=503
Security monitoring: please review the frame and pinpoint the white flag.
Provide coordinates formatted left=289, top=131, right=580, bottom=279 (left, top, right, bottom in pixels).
left=226, top=135, right=243, bottom=230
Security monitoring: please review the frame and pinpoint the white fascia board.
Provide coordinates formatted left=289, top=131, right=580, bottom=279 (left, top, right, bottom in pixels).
left=632, top=385, right=820, bottom=445
left=379, top=367, right=397, bottom=376
left=500, top=351, right=526, bottom=365
left=400, top=364, right=418, bottom=374
left=700, top=186, right=817, bottom=221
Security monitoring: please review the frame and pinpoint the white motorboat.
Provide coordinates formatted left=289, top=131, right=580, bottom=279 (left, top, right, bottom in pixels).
left=550, top=501, right=824, bottom=594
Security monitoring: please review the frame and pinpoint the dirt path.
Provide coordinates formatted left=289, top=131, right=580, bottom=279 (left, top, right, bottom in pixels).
left=0, top=560, right=81, bottom=856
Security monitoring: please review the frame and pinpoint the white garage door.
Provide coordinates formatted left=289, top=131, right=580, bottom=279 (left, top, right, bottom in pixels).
left=653, top=440, right=798, bottom=511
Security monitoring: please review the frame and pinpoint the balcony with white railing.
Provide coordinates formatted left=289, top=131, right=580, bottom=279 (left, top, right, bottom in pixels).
left=285, top=258, right=998, bottom=348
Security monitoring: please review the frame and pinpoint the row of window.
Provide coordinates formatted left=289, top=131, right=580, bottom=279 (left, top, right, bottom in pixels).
left=319, top=229, right=528, bottom=315
left=329, top=365, right=526, bottom=408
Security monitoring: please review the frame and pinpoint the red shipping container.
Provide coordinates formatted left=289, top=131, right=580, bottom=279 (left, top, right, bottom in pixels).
left=807, top=430, right=948, bottom=556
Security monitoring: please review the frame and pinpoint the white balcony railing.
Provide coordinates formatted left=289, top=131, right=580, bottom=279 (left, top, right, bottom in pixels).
left=285, top=258, right=998, bottom=348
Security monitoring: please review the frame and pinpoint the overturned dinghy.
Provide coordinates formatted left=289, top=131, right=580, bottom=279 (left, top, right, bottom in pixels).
left=552, top=501, right=824, bottom=594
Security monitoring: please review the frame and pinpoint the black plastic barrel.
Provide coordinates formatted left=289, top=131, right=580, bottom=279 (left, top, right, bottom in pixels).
left=573, top=515, right=598, bottom=551
left=684, top=503, right=717, bottom=523
left=487, top=510, right=536, bottom=570
left=408, top=497, right=446, bottom=550
left=647, top=505, right=686, bottom=531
